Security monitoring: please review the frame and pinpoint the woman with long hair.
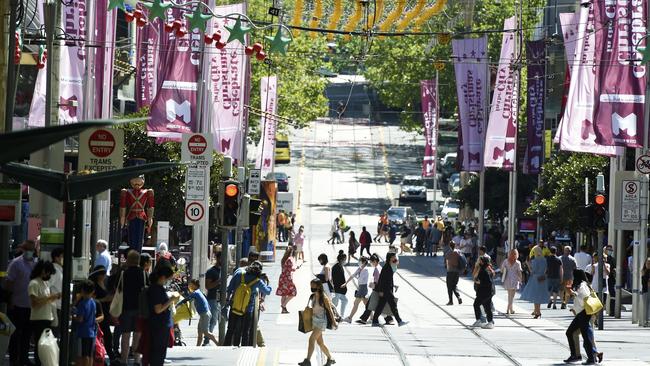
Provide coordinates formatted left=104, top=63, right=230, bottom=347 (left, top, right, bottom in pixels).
left=347, top=231, right=359, bottom=264
left=146, top=265, right=179, bottom=366
left=521, top=247, right=549, bottom=318
left=341, top=256, right=370, bottom=323
left=298, top=279, right=337, bottom=366
left=563, top=269, right=600, bottom=365
left=89, top=265, right=115, bottom=360
left=501, top=249, right=523, bottom=315
left=295, top=226, right=306, bottom=262
left=276, top=246, right=298, bottom=313
left=316, top=254, right=333, bottom=297
left=331, top=251, right=348, bottom=317
left=28, top=261, right=60, bottom=366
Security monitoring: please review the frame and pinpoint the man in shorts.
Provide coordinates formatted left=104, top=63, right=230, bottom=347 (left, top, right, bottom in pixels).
left=182, top=279, right=219, bottom=346
left=73, top=280, right=97, bottom=366
left=546, top=246, right=563, bottom=309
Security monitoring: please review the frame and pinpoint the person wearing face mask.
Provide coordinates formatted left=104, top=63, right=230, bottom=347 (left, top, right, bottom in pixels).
left=50, top=247, right=64, bottom=337
left=146, top=265, right=180, bottom=366
left=341, top=256, right=370, bottom=323
left=28, top=261, right=60, bottom=366
left=371, top=252, right=407, bottom=327
left=117, top=250, right=146, bottom=365
left=5, top=240, right=37, bottom=366
left=331, top=251, right=349, bottom=317
left=356, top=254, right=394, bottom=325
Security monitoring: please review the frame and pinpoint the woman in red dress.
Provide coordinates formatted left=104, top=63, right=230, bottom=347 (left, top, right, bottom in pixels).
left=276, top=246, right=298, bottom=313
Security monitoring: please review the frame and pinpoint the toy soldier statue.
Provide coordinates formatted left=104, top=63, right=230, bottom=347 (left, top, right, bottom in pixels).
left=119, top=175, right=155, bottom=252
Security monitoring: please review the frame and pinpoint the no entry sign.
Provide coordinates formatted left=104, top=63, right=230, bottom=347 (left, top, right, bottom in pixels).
left=78, top=128, right=124, bottom=172
left=181, top=133, right=214, bottom=167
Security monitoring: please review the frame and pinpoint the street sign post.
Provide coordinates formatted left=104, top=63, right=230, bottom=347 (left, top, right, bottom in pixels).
left=78, top=128, right=124, bottom=172
left=636, top=154, right=650, bottom=174
left=614, top=171, right=648, bottom=230
left=181, top=133, right=214, bottom=167
left=249, top=169, right=261, bottom=195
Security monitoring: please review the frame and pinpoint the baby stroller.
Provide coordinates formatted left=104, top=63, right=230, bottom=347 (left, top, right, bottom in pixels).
left=172, top=295, right=194, bottom=346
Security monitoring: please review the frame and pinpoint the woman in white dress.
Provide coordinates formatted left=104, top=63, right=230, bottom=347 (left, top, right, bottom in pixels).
left=501, top=249, right=523, bottom=315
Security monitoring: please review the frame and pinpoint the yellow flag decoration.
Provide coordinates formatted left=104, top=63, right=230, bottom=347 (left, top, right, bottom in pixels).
left=343, top=0, right=364, bottom=40
left=291, top=0, right=304, bottom=32
left=396, top=0, right=426, bottom=32
left=413, top=0, right=448, bottom=31
left=371, top=0, right=384, bottom=27
left=327, top=0, right=343, bottom=40
left=378, top=0, right=406, bottom=34
left=309, top=0, right=323, bottom=38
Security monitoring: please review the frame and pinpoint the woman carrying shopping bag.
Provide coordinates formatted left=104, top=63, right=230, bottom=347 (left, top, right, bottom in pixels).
left=298, top=279, right=337, bottom=366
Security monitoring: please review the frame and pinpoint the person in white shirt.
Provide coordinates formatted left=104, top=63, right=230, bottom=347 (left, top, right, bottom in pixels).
left=50, top=248, right=64, bottom=330
left=94, top=239, right=112, bottom=274
left=341, top=256, right=370, bottom=323
left=585, top=253, right=610, bottom=296
left=563, top=269, right=601, bottom=364
left=459, top=232, right=474, bottom=270
left=28, top=261, right=61, bottom=366
left=574, top=244, right=592, bottom=271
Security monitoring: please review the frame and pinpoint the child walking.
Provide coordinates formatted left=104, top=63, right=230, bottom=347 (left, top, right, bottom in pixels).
left=183, top=279, right=219, bottom=346
left=73, top=280, right=97, bottom=366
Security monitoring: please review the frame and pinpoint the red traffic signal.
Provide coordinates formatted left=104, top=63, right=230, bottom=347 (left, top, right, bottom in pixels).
left=594, top=194, right=606, bottom=206
left=225, top=184, right=239, bottom=197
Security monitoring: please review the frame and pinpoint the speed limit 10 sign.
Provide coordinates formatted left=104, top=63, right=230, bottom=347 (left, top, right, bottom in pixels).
left=184, top=201, right=205, bottom=225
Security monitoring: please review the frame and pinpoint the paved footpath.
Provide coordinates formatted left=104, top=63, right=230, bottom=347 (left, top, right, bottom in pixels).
left=167, top=120, right=650, bottom=366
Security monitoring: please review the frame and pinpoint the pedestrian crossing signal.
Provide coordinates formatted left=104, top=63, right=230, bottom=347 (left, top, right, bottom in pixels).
left=593, top=194, right=607, bottom=229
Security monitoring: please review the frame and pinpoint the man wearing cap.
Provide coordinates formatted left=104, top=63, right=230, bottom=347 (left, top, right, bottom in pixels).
left=5, top=240, right=37, bottom=366
left=119, top=175, right=155, bottom=253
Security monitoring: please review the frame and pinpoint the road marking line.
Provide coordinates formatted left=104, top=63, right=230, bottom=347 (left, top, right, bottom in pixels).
left=256, top=347, right=267, bottom=366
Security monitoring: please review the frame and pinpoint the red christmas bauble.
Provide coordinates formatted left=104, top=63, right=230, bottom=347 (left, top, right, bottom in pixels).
left=252, top=43, right=263, bottom=53
left=37, top=62, right=45, bottom=69
left=175, top=27, right=187, bottom=38
left=215, top=41, right=226, bottom=49
left=136, top=17, right=147, bottom=27
left=172, top=19, right=183, bottom=30
left=212, top=32, right=221, bottom=41
left=256, top=51, right=267, bottom=61
left=204, top=34, right=214, bottom=44
left=245, top=46, right=254, bottom=56
left=124, top=12, right=135, bottom=23
left=164, top=23, right=174, bottom=33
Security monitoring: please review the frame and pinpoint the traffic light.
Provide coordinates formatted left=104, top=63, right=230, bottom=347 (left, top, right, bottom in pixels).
left=593, top=194, right=607, bottom=229
left=220, top=180, right=240, bottom=227
left=578, top=204, right=594, bottom=229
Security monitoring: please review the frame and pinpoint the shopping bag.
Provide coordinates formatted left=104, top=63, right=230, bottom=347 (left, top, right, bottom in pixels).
left=173, top=300, right=194, bottom=324
left=584, top=290, right=604, bottom=315
left=109, top=272, right=124, bottom=318
left=37, top=328, right=59, bottom=366
left=94, top=326, right=107, bottom=366
left=298, top=306, right=313, bottom=333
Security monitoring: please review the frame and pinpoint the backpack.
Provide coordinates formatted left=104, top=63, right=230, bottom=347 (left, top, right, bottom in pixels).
left=231, top=274, right=260, bottom=316
left=457, top=252, right=468, bottom=272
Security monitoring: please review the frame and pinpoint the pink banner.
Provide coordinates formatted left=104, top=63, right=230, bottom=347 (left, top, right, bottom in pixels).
left=135, top=5, right=161, bottom=109
left=420, top=78, right=439, bottom=177
left=94, top=0, right=117, bottom=118
left=148, top=0, right=200, bottom=139
left=525, top=40, right=545, bottom=175
left=257, top=76, right=278, bottom=178
left=28, top=0, right=87, bottom=126
left=558, top=3, right=619, bottom=156
left=452, top=36, right=488, bottom=172
left=203, top=3, right=249, bottom=165
left=553, top=12, right=580, bottom=144
left=484, top=17, right=518, bottom=171
left=593, top=0, right=647, bottom=147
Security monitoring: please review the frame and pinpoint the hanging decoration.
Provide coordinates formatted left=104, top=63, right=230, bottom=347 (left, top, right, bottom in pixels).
left=378, top=0, right=406, bottom=34
left=396, top=0, right=426, bottom=32
left=117, top=0, right=294, bottom=58
left=413, top=0, right=448, bottom=31
left=434, top=61, right=445, bottom=71
left=437, top=32, right=451, bottom=45
left=291, top=0, right=305, bottom=33
left=308, top=0, right=323, bottom=39
left=371, top=0, right=384, bottom=27
left=326, top=0, right=343, bottom=41
left=14, top=30, right=22, bottom=65
left=37, top=45, right=47, bottom=69
left=343, top=0, right=364, bottom=40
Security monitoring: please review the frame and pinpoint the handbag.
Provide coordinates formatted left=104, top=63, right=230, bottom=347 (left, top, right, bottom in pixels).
left=584, top=290, right=604, bottom=315
left=298, top=298, right=313, bottom=333
left=109, top=272, right=124, bottom=318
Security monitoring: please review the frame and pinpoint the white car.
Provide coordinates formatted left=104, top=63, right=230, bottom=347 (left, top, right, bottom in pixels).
left=399, top=175, right=427, bottom=202
left=441, top=199, right=461, bottom=221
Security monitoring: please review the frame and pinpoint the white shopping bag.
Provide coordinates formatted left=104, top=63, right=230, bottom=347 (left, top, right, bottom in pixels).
left=37, top=328, right=59, bottom=366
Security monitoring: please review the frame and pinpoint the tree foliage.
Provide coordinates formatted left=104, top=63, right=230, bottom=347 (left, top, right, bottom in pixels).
left=526, top=153, right=609, bottom=232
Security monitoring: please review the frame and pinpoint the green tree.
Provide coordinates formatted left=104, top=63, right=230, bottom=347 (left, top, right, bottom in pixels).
left=526, top=153, right=609, bottom=232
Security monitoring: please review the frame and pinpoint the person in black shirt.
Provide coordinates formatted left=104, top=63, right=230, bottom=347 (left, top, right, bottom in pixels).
left=203, top=251, right=221, bottom=346
left=118, top=250, right=146, bottom=365
left=147, top=265, right=179, bottom=366
left=371, top=252, right=407, bottom=327
left=472, top=256, right=495, bottom=329
left=331, top=251, right=348, bottom=317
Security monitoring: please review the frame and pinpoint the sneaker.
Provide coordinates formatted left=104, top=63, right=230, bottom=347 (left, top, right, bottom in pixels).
left=371, top=322, right=381, bottom=327
left=563, top=356, right=582, bottom=363
left=458, top=297, right=463, bottom=305
left=324, top=359, right=336, bottom=366
left=547, top=301, right=553, bottom=309
left=355, top=319, right=367, bottom=325
left=471, top=319, right=486, bottom=328
left=481, top=321, right=494, bottom=329
left=298, top=359, right=312, bottom=366
left=344, top=317, right=352, bottom=323
left=581, top=360, right=596, bottom=365
left=553, top=304, right=558, bottom=310
left=398, top=321, right=409, bottom=327
left=561, top=303, right=567, bottom=309
left=385, top=321, right=395, bottom=325
left=446, top=301, right=453, bottom=306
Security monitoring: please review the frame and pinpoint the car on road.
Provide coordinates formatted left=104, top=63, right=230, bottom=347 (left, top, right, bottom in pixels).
left=441, top=199, right=460, bottom=222
left=399, top=175, right=427, bottom=202
left=447, top=173, right=460, bottom=195
left=275, top=134, right=291, bottom=164
left=273, top=172, right=290, bottom=192
left=387, top=206, right=418, bottom=229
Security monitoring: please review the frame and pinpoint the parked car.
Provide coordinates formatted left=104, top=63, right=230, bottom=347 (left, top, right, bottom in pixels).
left=273, top=172, right=290, bottom=192
left=399, top=175, right=427, bottom=202
left=441, top=199, right=460, bottom=222
left=387, top=206, right=418, bottom=229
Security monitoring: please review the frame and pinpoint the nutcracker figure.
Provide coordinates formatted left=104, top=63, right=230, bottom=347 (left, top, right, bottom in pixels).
left=119, top=175, right=155, bottom=252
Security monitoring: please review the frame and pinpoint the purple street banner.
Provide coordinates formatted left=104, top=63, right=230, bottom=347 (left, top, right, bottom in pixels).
left=553, top=12, right=580, bottom=144
left=558, top=2, right=620, bottom=156
left=135, top=4, right=161, bottom=109
left=257, top=76, right=278, bottom=178
left=525, top=40, right=545, bottom=175
left=28, top=0, right=87, bottom=126
left=592, top=0, right=648, bottom=147
left=452, top=36, right=488, bottom=172
left=483, top=16, right=518, bottom=171
left=148, top=0, right=200, bottom=139
left=95, top=0, right=117, bottom=118
left=420, top=78, right=439, bottom=177
left=203, top=3, right=249, bottom=165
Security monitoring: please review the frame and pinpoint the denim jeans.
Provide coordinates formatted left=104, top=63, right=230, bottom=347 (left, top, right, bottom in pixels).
left=208, top=299, right=220, bottom=333
left=332, top=293, right=348, bottom=316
